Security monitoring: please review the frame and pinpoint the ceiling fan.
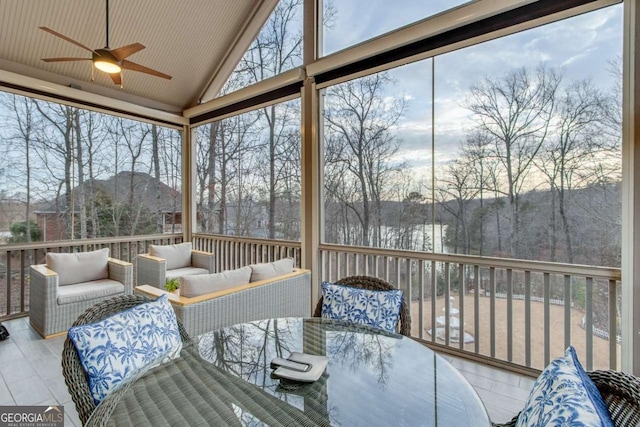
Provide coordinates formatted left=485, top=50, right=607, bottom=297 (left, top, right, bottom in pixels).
left=39, top=0, right=172, bottom=88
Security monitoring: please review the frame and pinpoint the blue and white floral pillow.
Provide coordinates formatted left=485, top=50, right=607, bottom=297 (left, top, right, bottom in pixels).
left=516, top=346, right=613, bottom=427
left=320, top=281, right=403, bottom=333
left=68, top=294, right=183, bottom=404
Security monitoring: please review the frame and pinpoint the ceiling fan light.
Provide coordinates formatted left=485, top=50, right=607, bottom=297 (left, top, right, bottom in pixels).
left=94, top=59, right=121, bottom=74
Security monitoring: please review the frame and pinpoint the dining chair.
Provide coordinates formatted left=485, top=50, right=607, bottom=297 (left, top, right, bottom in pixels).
left=313, top=275, right=412, bottom=336
left=62, top=294, right=191, bottom=425
left=493, top=370, right=640, bottom=427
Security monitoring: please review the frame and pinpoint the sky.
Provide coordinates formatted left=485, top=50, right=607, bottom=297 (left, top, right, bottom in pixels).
left=321, top=1, right=623, bottom=180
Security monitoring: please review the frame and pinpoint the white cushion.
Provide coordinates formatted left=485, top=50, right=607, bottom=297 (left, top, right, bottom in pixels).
left=150, top=242, right=192, bottom=270
left=179, top=266, right=252, bottom=298
left=57, top=280, right=124, bottom=305
left=165, top=267, right=209, bottom=279
left=46, top=248, right=109, bottom=286
left=516, top=346, right=614, bottom=427
left=249, top=258, right=294, bottom=282
left=67, top=294, right=182, bottom=405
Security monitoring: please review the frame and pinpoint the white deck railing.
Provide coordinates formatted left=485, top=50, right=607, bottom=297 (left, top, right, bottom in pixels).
left=319, top=243, right=621, bottom=372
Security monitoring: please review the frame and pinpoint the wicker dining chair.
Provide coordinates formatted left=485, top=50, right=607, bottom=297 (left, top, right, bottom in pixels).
left=313, top=275, right=412, bottom=336
left=61, top=294, right=191, bottom=426
left=493, top=370, right=640, bottom=427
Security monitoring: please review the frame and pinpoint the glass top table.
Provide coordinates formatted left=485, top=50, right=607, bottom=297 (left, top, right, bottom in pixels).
left=89, top=317, right=491, bottom=426
left=197, top=317, right=490, bottom=427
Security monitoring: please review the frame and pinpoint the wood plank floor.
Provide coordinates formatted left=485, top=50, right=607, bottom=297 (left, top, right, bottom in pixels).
left=0, top=317, right=532, bottom=425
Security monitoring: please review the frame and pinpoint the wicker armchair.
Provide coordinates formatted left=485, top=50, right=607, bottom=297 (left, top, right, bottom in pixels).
left=29, top=250, right=133, bottom=338
left=313, top=275, right=412, bottom=336
left=62, top=294, right=191, bottom=426
left=493, top=370, right=640, bottom=427
left=136, top=242, right=215, bottom=289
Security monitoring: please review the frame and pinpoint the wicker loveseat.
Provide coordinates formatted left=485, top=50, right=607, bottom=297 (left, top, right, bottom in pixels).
left=135, top=268, right=311, bottom=337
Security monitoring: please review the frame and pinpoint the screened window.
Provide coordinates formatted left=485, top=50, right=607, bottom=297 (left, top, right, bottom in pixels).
left=195, top=98, right=302, bottom=240
left=321, top=4, right=623, bottom=268
left=0, top=93, right=182, bottom=243
left=322, top=0, right=470, bottom=56
left=220, top=0, right=303, bottom=95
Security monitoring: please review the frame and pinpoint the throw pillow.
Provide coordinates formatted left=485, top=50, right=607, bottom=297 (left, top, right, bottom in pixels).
left=179, top=266, right=252, bottom=297
left=67, top=294, right=182, bottom=405
left=46, top=248, right=109, bottom=286
left=150, top=242, right=192, bottom=270
left=249, top=258, right=294, bottom=282
left=320, top=281, right=403, bottom=333
left=516, top=346, right=614, bottom=427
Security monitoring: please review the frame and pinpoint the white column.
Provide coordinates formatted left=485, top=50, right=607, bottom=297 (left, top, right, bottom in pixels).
left=621, top=0, right=640, bottom=375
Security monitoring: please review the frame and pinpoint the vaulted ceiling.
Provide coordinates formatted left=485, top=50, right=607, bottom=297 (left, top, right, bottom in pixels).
left=0, top=0, right=277, bottom=114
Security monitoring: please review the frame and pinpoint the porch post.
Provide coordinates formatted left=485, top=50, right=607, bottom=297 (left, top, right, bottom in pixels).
left=181, top=124, right=194, bottom=243
left=622, top=0, right=640, bottom=375
left=301, top=0, right=321, bottom=311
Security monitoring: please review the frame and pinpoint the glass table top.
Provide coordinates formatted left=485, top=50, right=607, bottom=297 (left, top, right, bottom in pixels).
left=196, top=317, right=491, bottom=427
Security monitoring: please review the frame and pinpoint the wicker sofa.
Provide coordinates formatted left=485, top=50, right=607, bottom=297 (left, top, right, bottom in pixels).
left=134, top=268, right=311, bottom=337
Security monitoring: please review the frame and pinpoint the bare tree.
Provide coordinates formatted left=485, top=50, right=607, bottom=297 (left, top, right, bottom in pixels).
left=0, top=94, right=37, bottom=243
left=464, top=64, right=560, bottom=257
left=437, top=159, right=480, bottom=254
left=324, top=73, right=405, bottom=247
left=535, top=79, right=607, bottom=263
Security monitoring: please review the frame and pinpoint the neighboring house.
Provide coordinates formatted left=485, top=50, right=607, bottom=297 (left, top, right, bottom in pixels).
left=0, top=199, right=32, bottom=243
left=34, top=171, right=182, bottom=241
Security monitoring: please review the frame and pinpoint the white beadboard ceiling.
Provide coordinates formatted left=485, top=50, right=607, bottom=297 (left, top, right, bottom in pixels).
left=0, top=0, right=275, bottom=113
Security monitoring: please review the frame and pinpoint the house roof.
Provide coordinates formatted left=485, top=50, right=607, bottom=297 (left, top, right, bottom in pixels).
left=0, top=0, right=277, bottom=113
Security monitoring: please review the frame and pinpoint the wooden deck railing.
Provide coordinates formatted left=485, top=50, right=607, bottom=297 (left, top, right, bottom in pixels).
left=0, top=234, right=183, bottom=319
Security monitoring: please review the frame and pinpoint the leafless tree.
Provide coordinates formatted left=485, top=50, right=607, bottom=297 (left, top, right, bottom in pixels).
left=465, top=64, right=560, bottom=257
left=535, top=79, right=608, bottom=263
left=324, top=73, right=406, bottom=247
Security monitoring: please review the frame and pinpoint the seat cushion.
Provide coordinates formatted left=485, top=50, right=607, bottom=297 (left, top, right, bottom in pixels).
left=150, top=242, right=192, bottom=270
left=249, top=258, right=294, bottom=282
left=166, top=267, right=210, bottom=280
left=179, top=266, right=252, bottom=298
left=57, top=279, right=125, bottom=305
left=46, top=248, right=109, bottom=286
left=516, top=346, right=614, bottom=427
left=320, top=281, right=403, bottom=333
left=67, top=294, right=182, bottom=405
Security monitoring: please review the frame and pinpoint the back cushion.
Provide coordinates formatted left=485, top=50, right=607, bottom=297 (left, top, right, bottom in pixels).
left=67, top=294, right=182, bottom=405
left=150, top=242, right=192, bottom=270
left=179, top=266, right=252, bottom=298
left=249, top=258, right=294, bottom=282
left=46, top=248, right=109, bottom=286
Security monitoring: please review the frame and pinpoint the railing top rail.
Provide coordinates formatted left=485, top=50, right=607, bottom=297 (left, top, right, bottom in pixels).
left=193, top=233, right=302, bottom=248
left=319, top=243, right=621, bottom=280
left=0, top=234, right=183, bottom=252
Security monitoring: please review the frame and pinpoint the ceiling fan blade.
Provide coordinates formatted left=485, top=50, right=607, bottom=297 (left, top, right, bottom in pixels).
left=39, top=27, right=99, bottom=55
left=122, top=60, right=172, bottom=80
left=109, top=73, right=122, bottom=86
left=110, top=43, right=145, bottom=61
left=42, top=57, right=92, bottom=62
